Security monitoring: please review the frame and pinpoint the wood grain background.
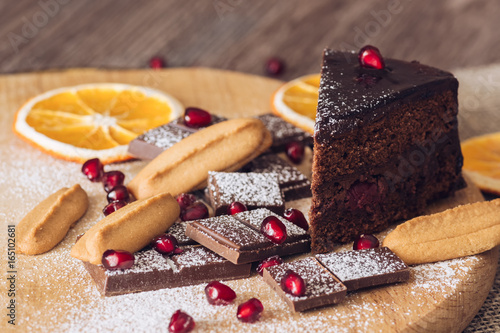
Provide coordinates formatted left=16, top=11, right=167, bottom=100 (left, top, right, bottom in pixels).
left=0, top=0, right=500, bottom=80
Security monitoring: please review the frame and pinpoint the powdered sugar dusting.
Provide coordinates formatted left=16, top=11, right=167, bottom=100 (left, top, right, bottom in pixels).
left=316, top=247, right=408, bottom=282
left=173, top=246, right=226, bottom=267
left=209, top=172, right=284, bottom=208
left=139, top=123, right=191, bottom=149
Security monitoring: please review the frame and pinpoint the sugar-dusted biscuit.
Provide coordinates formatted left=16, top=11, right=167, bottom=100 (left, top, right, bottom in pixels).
left=127, top=118, right=272, bottom=200
left=71, top=192, right=179, bottom=265
left=383, top=199, right=500, bottom=265
left=18, top=184, right=88, bottom=255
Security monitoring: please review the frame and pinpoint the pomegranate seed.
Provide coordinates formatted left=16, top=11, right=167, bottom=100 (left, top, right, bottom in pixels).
left=180, top=202, right=209, bottom=221
left=102, top=200, right=127, bottom=216
left=102, top=170, right=125, bottom=192
left=358, top=45, right=385, bottom=70
left=227, top=201, right=247, bottom=215
left=260, top=216, right=287, bottom=244
left=280, top=269, right=306, bottom=296
left=256, top=255, right=283, bottom=276
left=353, top=234, right=380, bottom=250
left=107, top=185, right=130, bottom=203
left=265, top=57, right=285, bottom=76
left=283, top=208, right=308, bottom=231
left=81, top=158, right=103, bottom=182
left=151, top=234, right=179, bottom=255
left=237, top=298, right=263, bottom=323
left=176, top=193, right=197, bottom=210
left=184, top=107, right=212, bottom=128
left=102, top=249, right=134, bottom=270
left=285, top=141, right=305, bottom=164
left=204, top=281, right=237, bottom=305
left=149, top=56, right=166, bottom=69
left=168, top=310, right=195, bottom=333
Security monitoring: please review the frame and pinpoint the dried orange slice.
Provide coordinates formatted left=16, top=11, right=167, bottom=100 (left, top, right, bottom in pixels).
left=271, top=74, right=320, bottom=134
left=13, top=83, right=183, bottom=164
left=461, top=132, right=500, bottom=195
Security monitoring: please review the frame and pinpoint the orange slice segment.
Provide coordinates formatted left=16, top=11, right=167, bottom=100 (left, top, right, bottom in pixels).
left=13, top=83, right=183, bottom=164
left=271, top=74, right=320, bottom=133
left=461, top=132, right=500, bottom=194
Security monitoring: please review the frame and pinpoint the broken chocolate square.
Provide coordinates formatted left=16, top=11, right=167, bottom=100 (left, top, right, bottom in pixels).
left=207, top=172, right=285, bottom=216
left=263, top=257, right=347, bottom=312
left=242, top=154, right=311, bottom=201
left=256, top=113, right=313, bottom=152
left=315, top=247, right=410, bottom=291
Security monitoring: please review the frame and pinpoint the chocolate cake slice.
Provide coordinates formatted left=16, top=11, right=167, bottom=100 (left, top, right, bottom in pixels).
left=309, top=48, right=465, bottom=253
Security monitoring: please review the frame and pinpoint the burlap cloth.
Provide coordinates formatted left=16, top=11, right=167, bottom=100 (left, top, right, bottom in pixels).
left=455, top=65, right=500, bottom=332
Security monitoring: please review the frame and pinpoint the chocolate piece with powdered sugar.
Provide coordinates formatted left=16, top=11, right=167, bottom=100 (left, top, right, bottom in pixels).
left=207, top=172, right=285, bottom=216
left=242, top=154, right=311, bottom=201
left=316, top=247, right=410, bottom=291
left=263, top=257, right=347, bottom=312
left=82, top=246, right=251, bottom=296
left=256, top=113, right=313, bottom=152
left=185, top=209, right=310, bottom=264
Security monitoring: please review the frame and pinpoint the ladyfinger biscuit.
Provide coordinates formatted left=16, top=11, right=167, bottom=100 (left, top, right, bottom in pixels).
left=383, top=199, right=500, bottom=265
left=127, top=118, right=272, bottom=200
left=18, top=184, right=88, bottom=255
left=71, top=192, right=179, bottom=265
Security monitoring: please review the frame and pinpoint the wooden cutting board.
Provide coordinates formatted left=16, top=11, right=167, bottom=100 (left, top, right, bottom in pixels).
left=0, top=68, right=498, bottom=333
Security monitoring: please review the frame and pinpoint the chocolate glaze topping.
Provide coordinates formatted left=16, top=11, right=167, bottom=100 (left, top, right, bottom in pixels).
left=315, top=49, right=458, bottom=142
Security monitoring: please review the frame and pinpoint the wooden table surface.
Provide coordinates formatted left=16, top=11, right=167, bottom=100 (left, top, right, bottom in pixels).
left=1, top=0, right=500, bottom=79
left=0, top=1, right=499, bottom=332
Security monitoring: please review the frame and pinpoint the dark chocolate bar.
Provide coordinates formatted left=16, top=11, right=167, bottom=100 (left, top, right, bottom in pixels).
left=185, top=208, right=310, bottom=264
left=256, top=113, right=313, bottom=152
left=207, top=172, right=285, bottom=216
left=242, top=154, right=311, bottom=201
left=263, top=257, right=347, bottom=312
left=128, top=115, right=227, bottom=160
left=315, top=247, right=410, bottom=291
left=82, top=246, right=251, bottom=296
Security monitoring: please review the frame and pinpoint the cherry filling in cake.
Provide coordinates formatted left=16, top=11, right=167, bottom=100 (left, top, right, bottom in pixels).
left=309, top=48, right=465, bottom=253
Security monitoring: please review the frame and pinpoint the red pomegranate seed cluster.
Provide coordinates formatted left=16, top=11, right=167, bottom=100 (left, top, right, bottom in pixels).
left=176, top=193, right=209, bottom=221
left=353, top=234, right=380, bottom=250
left=81, top=158, right=131, bottom=216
